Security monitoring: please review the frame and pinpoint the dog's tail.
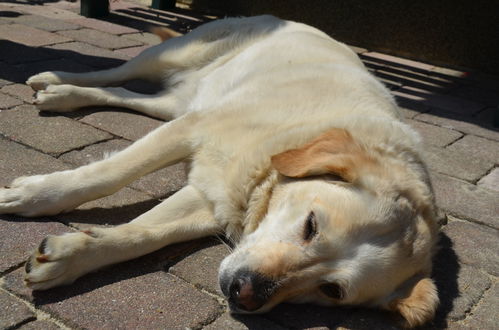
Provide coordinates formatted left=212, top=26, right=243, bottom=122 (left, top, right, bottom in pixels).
left=150, top=26, right=182, bottom=41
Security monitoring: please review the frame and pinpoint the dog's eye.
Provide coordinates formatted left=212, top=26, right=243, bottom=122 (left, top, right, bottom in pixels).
left=319, top=283, right=344, bottom=300
left=303, top=211, right=317, bottom=241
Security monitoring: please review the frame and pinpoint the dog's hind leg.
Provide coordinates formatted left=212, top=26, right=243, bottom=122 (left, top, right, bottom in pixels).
left=24, top=185, right=220, bottom=290
left=0, top=113, right=198, bottom=217
left=34, top=85, right=182, bottom=120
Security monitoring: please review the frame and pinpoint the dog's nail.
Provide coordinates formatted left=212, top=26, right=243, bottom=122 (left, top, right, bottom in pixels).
left=38, top=237, right=49, bottom=254
left=36, top=255, right=49, bottom=263
left=25, top=260, right=32, bottom=273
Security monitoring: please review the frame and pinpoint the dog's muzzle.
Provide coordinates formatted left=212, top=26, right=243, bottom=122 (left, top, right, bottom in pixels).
left=220, top=269, right=277, bottom=313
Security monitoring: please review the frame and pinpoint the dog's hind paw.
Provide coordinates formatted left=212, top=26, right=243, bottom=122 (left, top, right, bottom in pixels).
left=24, top=232, right=93, bottom=290
left=27, top=72, right=63, bottom=91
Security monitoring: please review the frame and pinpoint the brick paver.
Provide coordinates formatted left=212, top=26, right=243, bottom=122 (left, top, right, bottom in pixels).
left=0, top=24, right=71, bottom=47
left=0, top=1, right=498, bottom=329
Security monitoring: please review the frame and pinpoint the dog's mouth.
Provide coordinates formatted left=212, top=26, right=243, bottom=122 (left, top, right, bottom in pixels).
left=220, top=269, right=279, bottom=313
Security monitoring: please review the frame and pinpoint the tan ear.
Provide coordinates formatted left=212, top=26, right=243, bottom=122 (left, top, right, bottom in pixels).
left=388, top=277, right=439, bottom=328
left=271, top=128, right=376, bottom=183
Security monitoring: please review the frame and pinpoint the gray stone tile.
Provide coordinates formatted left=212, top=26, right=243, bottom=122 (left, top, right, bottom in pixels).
left=431, top=173, right=499, bottom=229
left=446, top=135, right=499, bottom=165
left=477, top=167, right=499, bottom=192
left=80, top=110, right=163, bottom=141
left=205, top=312, right=288, bottom=330
left=0, top=215, right=70, bottom=273
left=58, top=29, right=142, bottom=50
left=459, top=283, right=499, bottom=330
left=5, top=268, right=222, bottom=329
left=1, top=83, right=34, bottom=103
left=0, top=105, right=112, bottom=156
left=9, top=14, right=80, bottom=32
left=0, top=290, right=35, bottom=329
left=415, top=109, right=499, bottom=142
left=123, top=32, right=161, bottom=45
left=169, top=242, right=230, bottom=295
left=0, top=91, right=23, bottom=109
left=18, top=320, right=62, bottom=330
left=423, top=94, right=486, bottom=116
left=407, top=119, right=462, bottom=147
left=0, top=23, right=71, bottom=47
left=0, top=138, right=69, bottom=186
left=443, top=219, right=499, bottom=276
left=47, top=42, right=127, bottom=69
left=450, top=85, right=499, bottom=107
left=423, top=145, right=492, bottom=182
left=67, top=17, right=138, bottom=35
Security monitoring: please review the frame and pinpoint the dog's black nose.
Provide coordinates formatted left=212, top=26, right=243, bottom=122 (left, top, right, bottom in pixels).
left=225, top=270, right=276, bottom=312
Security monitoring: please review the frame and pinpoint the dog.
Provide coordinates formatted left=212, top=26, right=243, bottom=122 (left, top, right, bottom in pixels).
left=0, top=15, right=439, bottom=328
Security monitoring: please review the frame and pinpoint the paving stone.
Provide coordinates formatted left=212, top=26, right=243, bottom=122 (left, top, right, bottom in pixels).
left=80, top=110, right=163, bottom=141
left=123, top=32, right=161, bottom=45
left=407, top=119, right=462, bottom=147
left=477, top=167, right=499, bottom=192
left=12, top=3, right=81, bottom=20
left=336, top=308, right=401, bottom=329
left=459, top=282, right=499, bottom=330
left=1, top=83, right=34, bottom=103
left=264, top=303, right=353, bottom=329
left=9, top=14, right=80, bottom=32
left=67, top=17, right=139, bottom=35
left=115, top=45, right=151, bottom=58
left=431, top=173, right=499, bottom=228
left=446, top=135, right=499, bottom=165
left=415, top=109, right=499, bottom=142
left=18, top=320, right=62, bottom=330
left=55, top=187, right=157, bottom=228
left=0, top=39, right=57, bottom=65
left=442, top=219, right=499, bottom=276
left=169, top=242, right=230, bottom=294
left=5, top=267, right=222, bottom=329
left=0, top=138, right=69, bottom=186
left=0, top=214, right=70, bottom=273
left=48, top=41, right=127, bottom=69
left=423, top=94, right=486, bottom=116
left=0, top=290, right=35, bottom=329
left=422, top=145, right=492, bottom=182
left=205, top=312, right=288, bottom=330
left=0, top=24, right=71, bottom=47
left=59, top=139, right=188, bottom=198
left=362, top=52, right=434, bottom=72
left=0, top=105, right=112, bottom=155
left=398, top=106, right=422, bottom=119
left=376, top=68, right=451, bottom=94
left=433, top=263, right=491, bottom=321
left=58, top=28, right=142, bottom=50
left=0, top=91, right=23, bottom=109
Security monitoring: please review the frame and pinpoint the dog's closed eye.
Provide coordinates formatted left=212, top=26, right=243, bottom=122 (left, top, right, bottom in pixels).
left=319, top=282, right=344, bottom=300
left=303, top=211, right=317, bottom=241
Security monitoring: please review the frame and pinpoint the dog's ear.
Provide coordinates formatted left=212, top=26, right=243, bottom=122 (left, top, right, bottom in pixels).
left=271, top=128, right=376, bottom=183
left=386, top=277, right=439, bottom=328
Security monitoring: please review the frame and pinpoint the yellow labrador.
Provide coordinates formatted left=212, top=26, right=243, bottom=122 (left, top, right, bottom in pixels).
left=1, top=15, right=439, bottom=327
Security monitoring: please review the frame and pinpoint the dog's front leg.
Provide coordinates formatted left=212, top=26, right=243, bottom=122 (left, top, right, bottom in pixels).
left=0, top=113, right=199, bottom=217
left=24, top=185, right=219, bottom=290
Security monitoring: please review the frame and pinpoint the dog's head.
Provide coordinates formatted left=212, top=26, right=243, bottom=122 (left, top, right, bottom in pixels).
left=219, top=128, right=439, bottom=328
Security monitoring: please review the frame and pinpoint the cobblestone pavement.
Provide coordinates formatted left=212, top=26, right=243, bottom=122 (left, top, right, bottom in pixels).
left=0, top=1, right=498, bottom=329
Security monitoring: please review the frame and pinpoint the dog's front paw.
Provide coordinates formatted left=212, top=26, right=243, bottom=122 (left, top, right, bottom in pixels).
left=0, top=173, right=79, bottom=217
left=24, top=232, right=94, bottom=290
left=33, top=84, right=81, bottom=112
left=27, top=72, right=63, bottom=91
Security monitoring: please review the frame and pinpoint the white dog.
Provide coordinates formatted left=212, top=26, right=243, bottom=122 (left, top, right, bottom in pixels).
left=0, top=15, right=439, bottom=327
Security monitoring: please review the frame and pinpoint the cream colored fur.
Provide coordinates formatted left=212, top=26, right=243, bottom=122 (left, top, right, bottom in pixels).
left=0, top=16, right=438, bottom=327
